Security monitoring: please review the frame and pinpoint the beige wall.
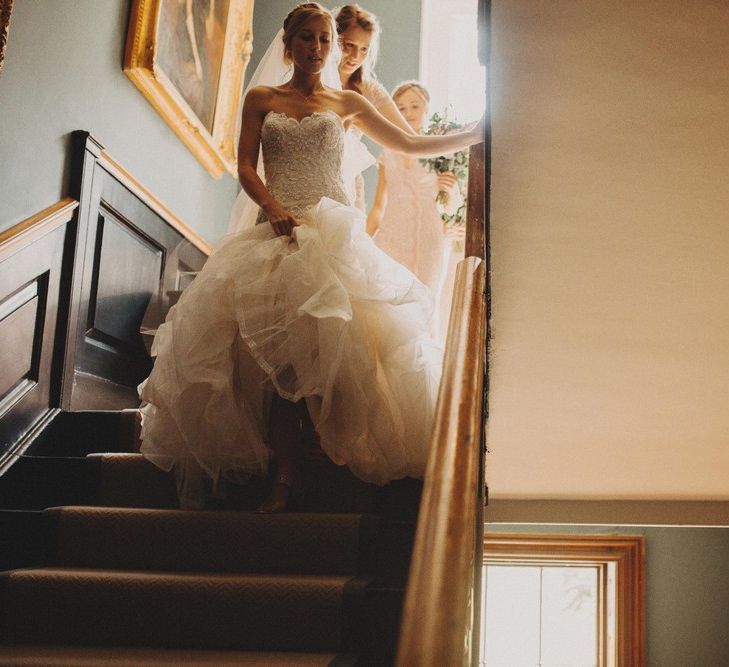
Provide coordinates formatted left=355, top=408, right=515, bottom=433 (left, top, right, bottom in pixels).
left=487, top=0, right=729, bottom=499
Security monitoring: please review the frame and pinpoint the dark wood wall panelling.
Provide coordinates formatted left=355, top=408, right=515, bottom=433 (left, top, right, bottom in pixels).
left=0, top=200, right=78, bottom=461
left=63, top=132, right=208, bottom=411
left=0, top=132, right=209, bottom=463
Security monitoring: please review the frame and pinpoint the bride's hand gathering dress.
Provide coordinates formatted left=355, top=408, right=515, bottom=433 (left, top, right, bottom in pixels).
left=139, top=109, right=443, bottom=508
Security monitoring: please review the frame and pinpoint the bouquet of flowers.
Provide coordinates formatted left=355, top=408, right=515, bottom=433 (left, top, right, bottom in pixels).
left=418, top=110, right=470, bottom=231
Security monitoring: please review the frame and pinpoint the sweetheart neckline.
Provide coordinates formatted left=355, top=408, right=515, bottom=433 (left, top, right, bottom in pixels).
left=264, top=110, right=344, bottom=128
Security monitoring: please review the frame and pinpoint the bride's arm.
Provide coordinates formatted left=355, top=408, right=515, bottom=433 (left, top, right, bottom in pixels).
left=361, top=79, right=414, bottom=135
left=346, top=92, right=483, bottom=158
left=237, top=89, right=299, bottom=236
left=377, top=99, right=415, bottom=134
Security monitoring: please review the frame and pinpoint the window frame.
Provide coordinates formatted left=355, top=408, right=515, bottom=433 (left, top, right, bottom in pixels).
left=483, top=533, right=645, bottom=667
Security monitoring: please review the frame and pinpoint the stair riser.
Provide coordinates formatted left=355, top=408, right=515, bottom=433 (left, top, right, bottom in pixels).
left=0, top=455, right=382, bottom=512
left=50, top=509, right=376, bottom=576
left=0, top=512, right=51, bottom=571
left=349, top=588, right=407, bottom=664
left=0, top=458, right=96, bottom=510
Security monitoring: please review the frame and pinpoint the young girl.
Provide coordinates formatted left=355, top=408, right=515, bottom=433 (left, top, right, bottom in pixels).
left=367, top=81, right=461, bottom=323
left=139, top=3, right=483, bottom=512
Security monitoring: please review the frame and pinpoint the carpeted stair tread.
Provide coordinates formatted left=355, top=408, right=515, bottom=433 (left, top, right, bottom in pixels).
left=48, top=506, right=378, bottom=575
left=0, top=644, right=355, bottom=666
left=0, top=567, right=363, bottom=652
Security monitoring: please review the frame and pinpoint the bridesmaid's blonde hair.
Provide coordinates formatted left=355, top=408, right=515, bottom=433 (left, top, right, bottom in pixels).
left=391, top=80, right=431, bottom=105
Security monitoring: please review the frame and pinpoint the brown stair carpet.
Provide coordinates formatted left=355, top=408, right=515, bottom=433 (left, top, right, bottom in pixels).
left=91, top=454, right=378, bottom=513
left=0, top=568, right=364, bottom=652
left=0, top=645, right=354, bottom=666
left=0, top=411, right=422, bottom=664
left=92, top=453, right=180, bottom=509
left=48, top=507, right=378, bottom=575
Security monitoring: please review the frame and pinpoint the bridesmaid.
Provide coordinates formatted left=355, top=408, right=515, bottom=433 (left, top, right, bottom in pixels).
left=335, top=4, right=413, bottom=210
left=366, top=81, right=462, bottom=338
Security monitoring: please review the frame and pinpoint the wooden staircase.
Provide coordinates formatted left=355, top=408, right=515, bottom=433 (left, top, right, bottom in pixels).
left=0, top=411, right=421, bottom=666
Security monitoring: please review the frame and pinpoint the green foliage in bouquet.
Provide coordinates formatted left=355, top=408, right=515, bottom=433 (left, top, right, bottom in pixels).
left=418, top=111, right=470, bottom=229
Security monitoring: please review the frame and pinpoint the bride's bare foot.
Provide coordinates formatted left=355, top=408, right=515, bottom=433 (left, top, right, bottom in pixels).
left=256, top=472, right=300, bottom=513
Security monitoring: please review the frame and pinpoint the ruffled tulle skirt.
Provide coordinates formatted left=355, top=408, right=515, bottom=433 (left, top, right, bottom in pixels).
left=139, top=198, right=443, bottom=507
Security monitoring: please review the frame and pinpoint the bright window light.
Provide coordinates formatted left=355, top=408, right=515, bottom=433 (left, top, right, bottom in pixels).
left=482, top=565, right=599, bottom=667
left=419, top=0, right=486, bottom=123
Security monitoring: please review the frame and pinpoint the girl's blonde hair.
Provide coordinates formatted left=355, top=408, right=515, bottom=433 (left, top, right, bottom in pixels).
left=335, top=4, right=381, bottom=92
left=282, top=3, right=338, bottom=64
left=391, top=80, right=431, bottom=105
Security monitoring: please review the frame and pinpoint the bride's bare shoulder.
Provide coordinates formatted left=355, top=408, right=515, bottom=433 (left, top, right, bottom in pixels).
left=244, top=85, right=278, bottom=107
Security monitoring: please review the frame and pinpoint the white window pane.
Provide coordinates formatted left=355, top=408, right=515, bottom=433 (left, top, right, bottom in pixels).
left=445, top=14, right=487, bottom=122
left=420, top=0, right=486, bottom=123
left=540, top=566, right=599, bottom=666
left=483, top=565, right=541, bottom=666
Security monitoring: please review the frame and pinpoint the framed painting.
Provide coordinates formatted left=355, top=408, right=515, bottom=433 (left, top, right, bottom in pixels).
left=0, top=0, right=12, bottom=73
left=124, top=0, right=255, bottom=178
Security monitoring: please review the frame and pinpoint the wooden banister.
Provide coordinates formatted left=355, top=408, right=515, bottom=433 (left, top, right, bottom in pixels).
left=396, top=4, right=490, bottom=645
left=397, top=0, right=490, bottom=656
left=396, top=253, right=487, bottom=666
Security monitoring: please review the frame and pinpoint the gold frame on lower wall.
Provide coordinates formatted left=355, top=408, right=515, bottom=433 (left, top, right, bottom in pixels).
left=123, top=0, right=255, bottom=178
left=0, top=0, right=13, bottom=73
left=484, top=533, right=645, bottom=667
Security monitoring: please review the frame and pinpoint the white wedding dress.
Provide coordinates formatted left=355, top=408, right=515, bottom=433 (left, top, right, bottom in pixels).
left=139, top=110, right=443, bottom=507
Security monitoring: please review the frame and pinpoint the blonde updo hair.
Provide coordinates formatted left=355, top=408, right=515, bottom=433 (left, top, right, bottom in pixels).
left=282, top=3, right=338, bottom=64
left=335, top=4, right=381, bottom=92
left=391, top=80, right=431, bottom=106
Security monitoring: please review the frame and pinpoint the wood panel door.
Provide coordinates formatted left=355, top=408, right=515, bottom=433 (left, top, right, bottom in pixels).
left=64, top=132, right=206, bottom=410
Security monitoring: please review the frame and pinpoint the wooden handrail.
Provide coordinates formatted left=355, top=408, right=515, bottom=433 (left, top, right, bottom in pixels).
left=396, top=0, right=490, bottom=650
left=396, top=254, right=487, bottom=666
left=396, top=50, right=490, bottom=656
left=0, top=198, right=78, bottom=259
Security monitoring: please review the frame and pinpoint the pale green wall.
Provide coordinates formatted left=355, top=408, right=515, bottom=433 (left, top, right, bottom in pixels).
left=0, top=1, right=239, bottom=242
left=488, top=524, right=729, bottom=666
left=0, top=1, right=422, bottom=240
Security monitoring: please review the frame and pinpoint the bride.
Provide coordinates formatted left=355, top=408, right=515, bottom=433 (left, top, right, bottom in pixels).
left=139, top=2, right=483, bottom=512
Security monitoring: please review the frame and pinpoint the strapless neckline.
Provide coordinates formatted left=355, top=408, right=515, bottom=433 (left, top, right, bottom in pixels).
left=264, top=109, right=344, bottom=128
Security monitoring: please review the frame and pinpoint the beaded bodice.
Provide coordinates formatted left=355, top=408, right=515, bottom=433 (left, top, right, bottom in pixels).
left=256, top=111, right=352, bottom=224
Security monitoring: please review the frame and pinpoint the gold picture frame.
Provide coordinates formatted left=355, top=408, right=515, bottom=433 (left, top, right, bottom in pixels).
left=124, top=0, right=255, bottom=178
left=0, top=0, right=13, bottom=74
